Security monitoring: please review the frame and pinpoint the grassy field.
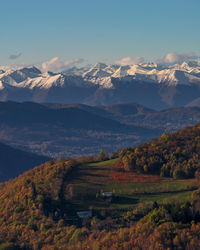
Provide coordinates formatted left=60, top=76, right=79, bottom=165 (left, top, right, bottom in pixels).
left=64, top=159, right=198, bottom=211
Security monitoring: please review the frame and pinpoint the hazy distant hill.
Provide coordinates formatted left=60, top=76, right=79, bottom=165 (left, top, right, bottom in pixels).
left=44, top=102, right=200, bottom=131
left=0, top=141, right=50, bottom=182
left=0, top=101, right=200, bottom=158
left=0, top=101, right=160, bottom=158
left=0, top=101, right=135, bottom=132
left=187, top=97, right=200, bottom=107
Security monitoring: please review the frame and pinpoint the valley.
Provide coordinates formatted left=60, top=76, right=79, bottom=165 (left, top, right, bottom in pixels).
left=0, top=101, right=200, bottom=159
left=1, top=1, right=200, bottom=248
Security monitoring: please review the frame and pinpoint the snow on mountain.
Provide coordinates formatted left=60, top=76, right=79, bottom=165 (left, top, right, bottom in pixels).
left=0, top=81, right=4, bottom=90
left=112, top=65, right=130, bottom=78
left=18, top=72, right=65, bottom=89
left=81, top=63, right=110, bottom=78
left=0, top=67, right=91, bottom=90
left=63, top=61, right=200, bottom=87
left=0, top=61, right=200, bottom=109
left=0, top=67, right=42, bottom=87
left=1, top=61, right=200, bottom=90
left=88, top=76, right=113, bottom=88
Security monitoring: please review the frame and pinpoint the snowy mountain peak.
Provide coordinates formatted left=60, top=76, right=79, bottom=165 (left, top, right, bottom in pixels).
left=62, top=61, right=199, bottom=86
left=93, top=62, right=107, bottom=69
left=0, top=61, right=200, bottom=109
left=0, top=61, right=200, bottom=94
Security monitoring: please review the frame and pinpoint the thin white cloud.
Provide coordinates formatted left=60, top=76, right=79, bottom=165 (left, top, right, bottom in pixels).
left=0, top=57, right=84, bottom=72
left=41, top=57, right=85, bottom=72
left=156, top=52, right=198, bottom=64
left=9, top=52, right=22, bottom=60
left=0, top=62, right=33, bottom=71
left=114, top=56, right=144, bottom=66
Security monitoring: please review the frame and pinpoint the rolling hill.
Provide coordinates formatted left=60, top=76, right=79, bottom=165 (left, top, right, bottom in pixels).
left=119, top=123, right=200, bottom=179
left=1, top=123, right=200, bottom=248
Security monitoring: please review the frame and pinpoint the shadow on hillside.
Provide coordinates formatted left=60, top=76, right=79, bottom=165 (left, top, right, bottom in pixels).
left=114, top=196, right=138, bottom=205
left=79, top=172, right=106, bottom=178
left=82, top=166, right=109, bottom=171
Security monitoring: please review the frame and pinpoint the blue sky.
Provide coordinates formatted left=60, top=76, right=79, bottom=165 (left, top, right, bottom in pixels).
left=1, top=0, right=200, bottom=69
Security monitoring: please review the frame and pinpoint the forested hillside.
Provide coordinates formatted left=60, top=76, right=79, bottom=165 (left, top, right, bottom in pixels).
left=1, top=124, right=200, bottom=249
left=120, top=123, right=200, bottom=179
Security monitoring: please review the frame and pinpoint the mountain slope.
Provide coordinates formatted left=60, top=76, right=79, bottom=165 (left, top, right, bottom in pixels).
left=187, top=97, right=200, bottom=107
left=44, top=102, right=200, bottom=130
left=0, top=142, right=50, bottom=182
left=1, top=61, right=200, bottom=109
left=135, top=106, right=200, bottom=130
left=0, top=101, right=152, bottom=132
left=1, top=125, right=200, bottom=249
left=119, top=123, right=200, bottom=178
left=0, top=101, right=160, bottom=158
left=1, top=101, right=200, bottom=158
left=44, top=102, right=155, bottom=122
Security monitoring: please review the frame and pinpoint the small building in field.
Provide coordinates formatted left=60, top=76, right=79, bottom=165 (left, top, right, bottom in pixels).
left=102, top=192, right=113, bottom=198
left=77, top=210, right=92, bottom=219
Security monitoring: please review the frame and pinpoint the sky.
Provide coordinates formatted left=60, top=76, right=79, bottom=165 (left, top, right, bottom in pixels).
left=1, top=0, right=200, bottom=71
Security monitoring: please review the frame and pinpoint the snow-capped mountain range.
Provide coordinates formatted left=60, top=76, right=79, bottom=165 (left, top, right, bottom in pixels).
left=0, top=61, right=200, bottom=109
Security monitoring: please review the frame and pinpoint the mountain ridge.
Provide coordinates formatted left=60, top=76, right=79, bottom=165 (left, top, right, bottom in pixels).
left=0, top=101, right=161, bottom=158
left=1, top=61, right=200, bottom=109
left=0, top=101, right=200, bottom=158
